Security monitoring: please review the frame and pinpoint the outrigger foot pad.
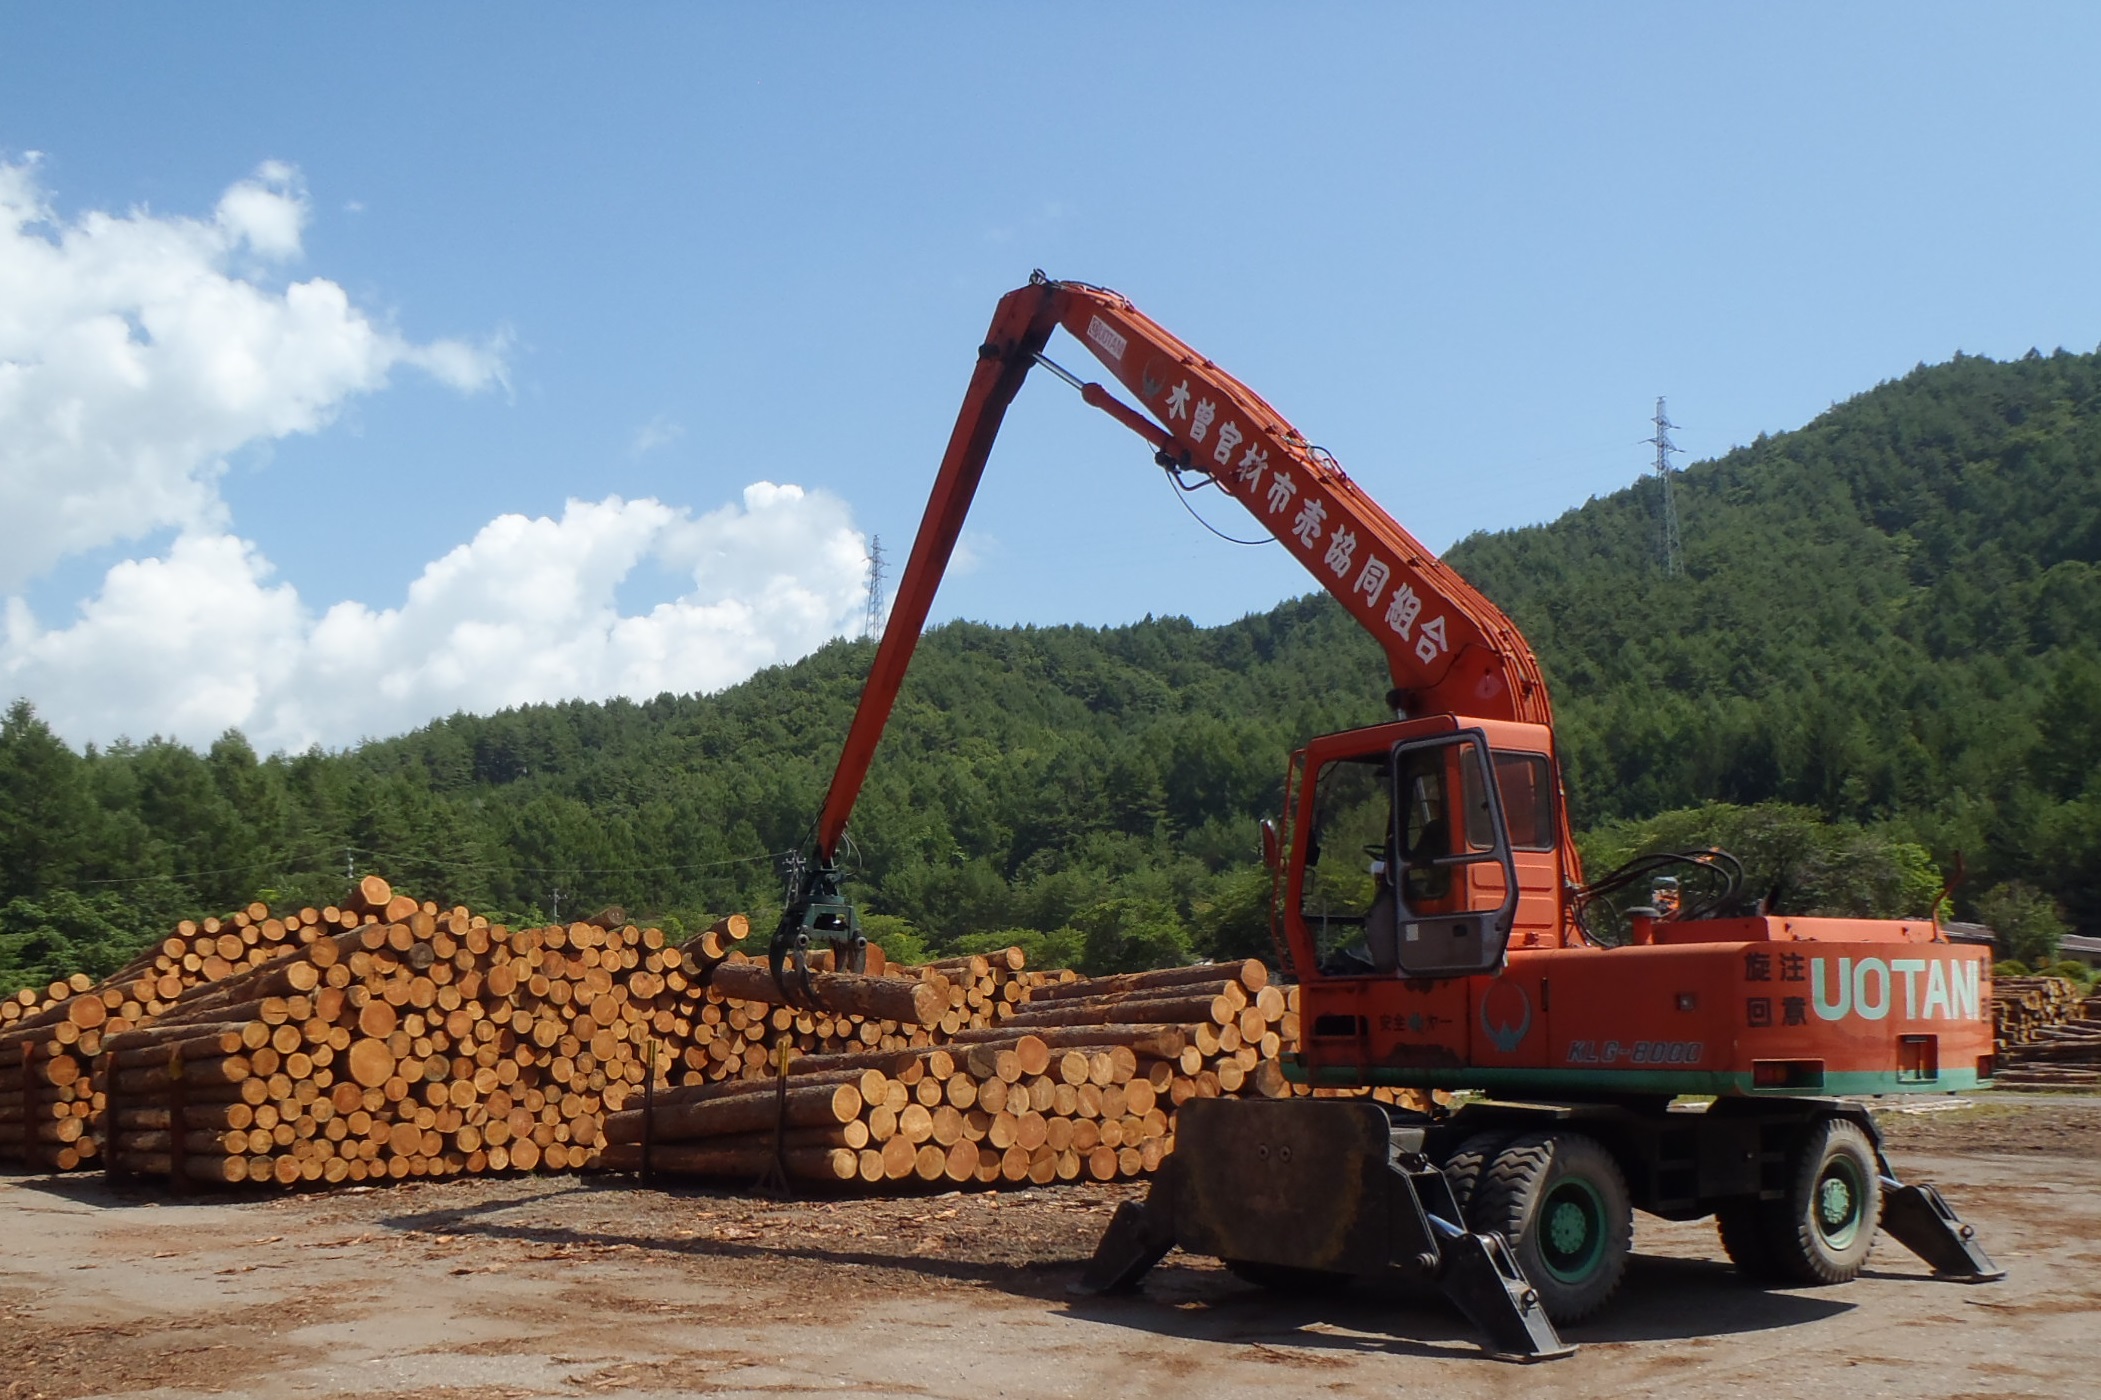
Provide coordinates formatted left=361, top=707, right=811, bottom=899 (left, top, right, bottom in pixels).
left=1433, top=1223, right=1573, bottom=1362
left=1879, top=1177, right=2006, bottom=1281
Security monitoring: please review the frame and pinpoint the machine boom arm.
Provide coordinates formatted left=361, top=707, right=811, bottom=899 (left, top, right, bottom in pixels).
left=813, top=273, right=1557, bottom=863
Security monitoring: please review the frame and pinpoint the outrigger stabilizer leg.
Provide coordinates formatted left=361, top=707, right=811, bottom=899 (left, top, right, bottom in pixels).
left=1877, top=1153, right=2005, bottom=1281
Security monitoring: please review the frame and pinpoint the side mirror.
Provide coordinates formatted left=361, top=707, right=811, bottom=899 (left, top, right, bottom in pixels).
left=1259, top=818, right=1280, bottom=870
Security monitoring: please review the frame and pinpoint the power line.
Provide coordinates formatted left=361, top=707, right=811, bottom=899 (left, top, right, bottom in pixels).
left=70, top=843, right=785, bottom=890
left=1645, top=396, right=1684, bottom=578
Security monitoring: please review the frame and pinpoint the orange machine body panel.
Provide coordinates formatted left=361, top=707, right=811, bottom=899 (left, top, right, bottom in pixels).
left=1280, top=719, right=1995, bottom=1097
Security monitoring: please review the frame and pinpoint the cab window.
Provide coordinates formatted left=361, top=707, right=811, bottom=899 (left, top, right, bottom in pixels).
left=1298, top=756, right=1388, bottom=962
left=1396, top=745, right=1455, bottom=903
left=1460, top=751, right=1556, bottom=852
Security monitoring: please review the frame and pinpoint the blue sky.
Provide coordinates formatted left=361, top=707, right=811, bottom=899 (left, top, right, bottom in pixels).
left=3, top=4, right=2098, bottom=750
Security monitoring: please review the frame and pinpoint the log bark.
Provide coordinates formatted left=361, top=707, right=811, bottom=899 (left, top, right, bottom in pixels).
left=608, top=1081, right=862, bottom=1143
left=1023, top=960, right=1266, bottom=1001
left=994, top=993, right=1232, bottom=1029
left=944, top=1024, right=1189, bottom=1058
left=597, top=1140, right=857, bottom=1180
left=704, top=962, right=945, bottom=1027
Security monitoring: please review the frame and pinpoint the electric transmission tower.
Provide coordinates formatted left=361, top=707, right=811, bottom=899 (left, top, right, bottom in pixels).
left=863, top=534, right=886, bottom=640
left=1645, top=397, right=1684, bottom=577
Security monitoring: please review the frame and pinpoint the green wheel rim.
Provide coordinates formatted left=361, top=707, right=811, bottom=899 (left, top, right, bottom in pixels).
left=1814, top=1154, right=1866, bottom=1250
left=1537, top=1176, right=1608, bottom=1284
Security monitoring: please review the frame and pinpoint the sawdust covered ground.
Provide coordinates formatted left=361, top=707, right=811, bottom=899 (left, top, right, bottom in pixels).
left=2, top=1092, right=2095, bottom=1400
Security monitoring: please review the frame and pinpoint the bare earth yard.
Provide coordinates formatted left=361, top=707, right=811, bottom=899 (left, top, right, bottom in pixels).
left=3, top=1094, right=2096, bottom=1400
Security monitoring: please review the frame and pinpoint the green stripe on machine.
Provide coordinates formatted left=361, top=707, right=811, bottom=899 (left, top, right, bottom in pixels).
left=1282, top=1061, right=1990, bottom=1098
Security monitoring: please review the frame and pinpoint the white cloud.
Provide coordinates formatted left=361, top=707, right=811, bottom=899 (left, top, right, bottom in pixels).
left=1, top=160, right=870, bottom=752
left=631, top=414, right=683, bottom=455
left=1, top=485, right=870, bottom=751
left=0, top=157, right=504, bottom=591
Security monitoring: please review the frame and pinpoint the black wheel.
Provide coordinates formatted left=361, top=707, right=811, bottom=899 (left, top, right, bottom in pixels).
left=1470, top=1130, right=1633, bottom=1326
left=1759, top=1117, right=1880, bottom=1285
left=1715, top=1199, right=1781, bottom=1280
left=1439, top=1130, right=1512, bottom=1223
left=1222, top=1260, right=1354, bottom=1294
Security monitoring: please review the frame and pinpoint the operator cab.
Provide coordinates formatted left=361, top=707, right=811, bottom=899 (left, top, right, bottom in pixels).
left=1282, top=716, right=1563, bottom=980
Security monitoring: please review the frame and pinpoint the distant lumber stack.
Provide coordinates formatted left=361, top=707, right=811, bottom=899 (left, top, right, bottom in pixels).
left=1992, top=976, right=2101, bottom=1088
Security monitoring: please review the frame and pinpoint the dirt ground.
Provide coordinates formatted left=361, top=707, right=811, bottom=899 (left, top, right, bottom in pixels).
left=3, top=1093, right=2097, bottom=1400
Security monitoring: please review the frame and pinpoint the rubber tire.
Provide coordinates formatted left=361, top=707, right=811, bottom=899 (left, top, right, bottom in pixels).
left=1470, top=1130, right=1634, bottom=1326
left=1715, top=1199, right=1781, bottom=1280
left=1759, top=1117, right=1881, bottom=1286
left=1223, top=1260, right=1354, bottom=1295
left=1440, top=1130, right=1513, bottom=1223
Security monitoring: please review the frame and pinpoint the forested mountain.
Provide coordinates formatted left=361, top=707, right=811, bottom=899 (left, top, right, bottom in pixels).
left=1453, top=346, right=2101, bottom=935
left=5, top=345, right=2098, bottom=987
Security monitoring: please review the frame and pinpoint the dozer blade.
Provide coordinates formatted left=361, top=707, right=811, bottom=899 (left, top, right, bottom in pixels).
left=1879, top=1177, right=2006, bottom=1281
left=1073, top=1098, right=1570, bottom=1361
left=1072, top=1172, right=1178, bottom=1296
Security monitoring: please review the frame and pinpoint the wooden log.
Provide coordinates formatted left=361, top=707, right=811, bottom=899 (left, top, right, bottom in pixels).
left=780, top=1048, right=931, bottom=1078
left=113, top=1103, right=256, bottom=1131
left=597, top=1140, right=857, bottom=1180
left=113, top=1128, right=250, bottom=1154
left=602, top=1124, right=867, bottom=1165
left=993, top=993, right=1232, bottom=1029
left=1024, top=961, right=1267, bottom=1001
left=606, top=1081, right=863, bottom=1144
left=105, top=1027, right=252, bottom=1068
left=945, top=1024, right=1189, bottom=1058
left=703, top=962, right=945, bottom=1027
left=601, top=1069, right=889, bottom=1140
left=105, top=1151, right=246, bottom=1184
left=113, top=1054, right=249, bottom=1095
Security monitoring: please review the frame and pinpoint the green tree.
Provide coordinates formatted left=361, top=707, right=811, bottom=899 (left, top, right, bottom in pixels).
left=1067, top=897, right=1193, bottom=975
left=1974, top=882, right=2068, bottom=966
left=1581, top=802, right=1942, bottom=931
left=0, top=701, right=96, bottom=900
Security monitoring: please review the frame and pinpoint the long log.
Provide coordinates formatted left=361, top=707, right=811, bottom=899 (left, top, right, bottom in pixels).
left=106, top=1027, right=253, bottom=1068
left=112, top=1056, right=249, bottom=1094
left=602, top=1068, right=888, bottom=1132
left=1024, top=961, right=1267, bottom=1001
left=703, top=962, right=945, bottom=1027
left=109, top=1151, right=251, bottom=1185
left=606, top=1081, right=862, bottom=1144
left=944, top=1024, right=1189, bottom=1057
left=603, top=1124, right=866, bottom=1163
left=113, top=1127, right=250, bottom=1154
left=993, top=993, right=1232, bottom=1029
left=113, top=1103, right=255, bottom=1131
left=597, top=1140, right=858, bottom=1181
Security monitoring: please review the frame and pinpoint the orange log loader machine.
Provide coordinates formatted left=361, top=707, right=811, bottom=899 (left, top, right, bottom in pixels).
left=770, top=273, right=2003, bottom=1360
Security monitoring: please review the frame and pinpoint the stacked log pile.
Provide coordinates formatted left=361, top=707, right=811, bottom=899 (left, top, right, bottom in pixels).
left=1, top=974, right=95, bottom=1034
left=1, top=898, right=324, bottom=1172
left=1993, top=977, right=2101, bottom=1088
left=1992, top=976, right=2087, bottom=1048
left=8, top=873, right=1433, bottom=1197
left=101, top=891, right=712, bottom=1187
left=603, top=956, right=1424, bottom=1189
